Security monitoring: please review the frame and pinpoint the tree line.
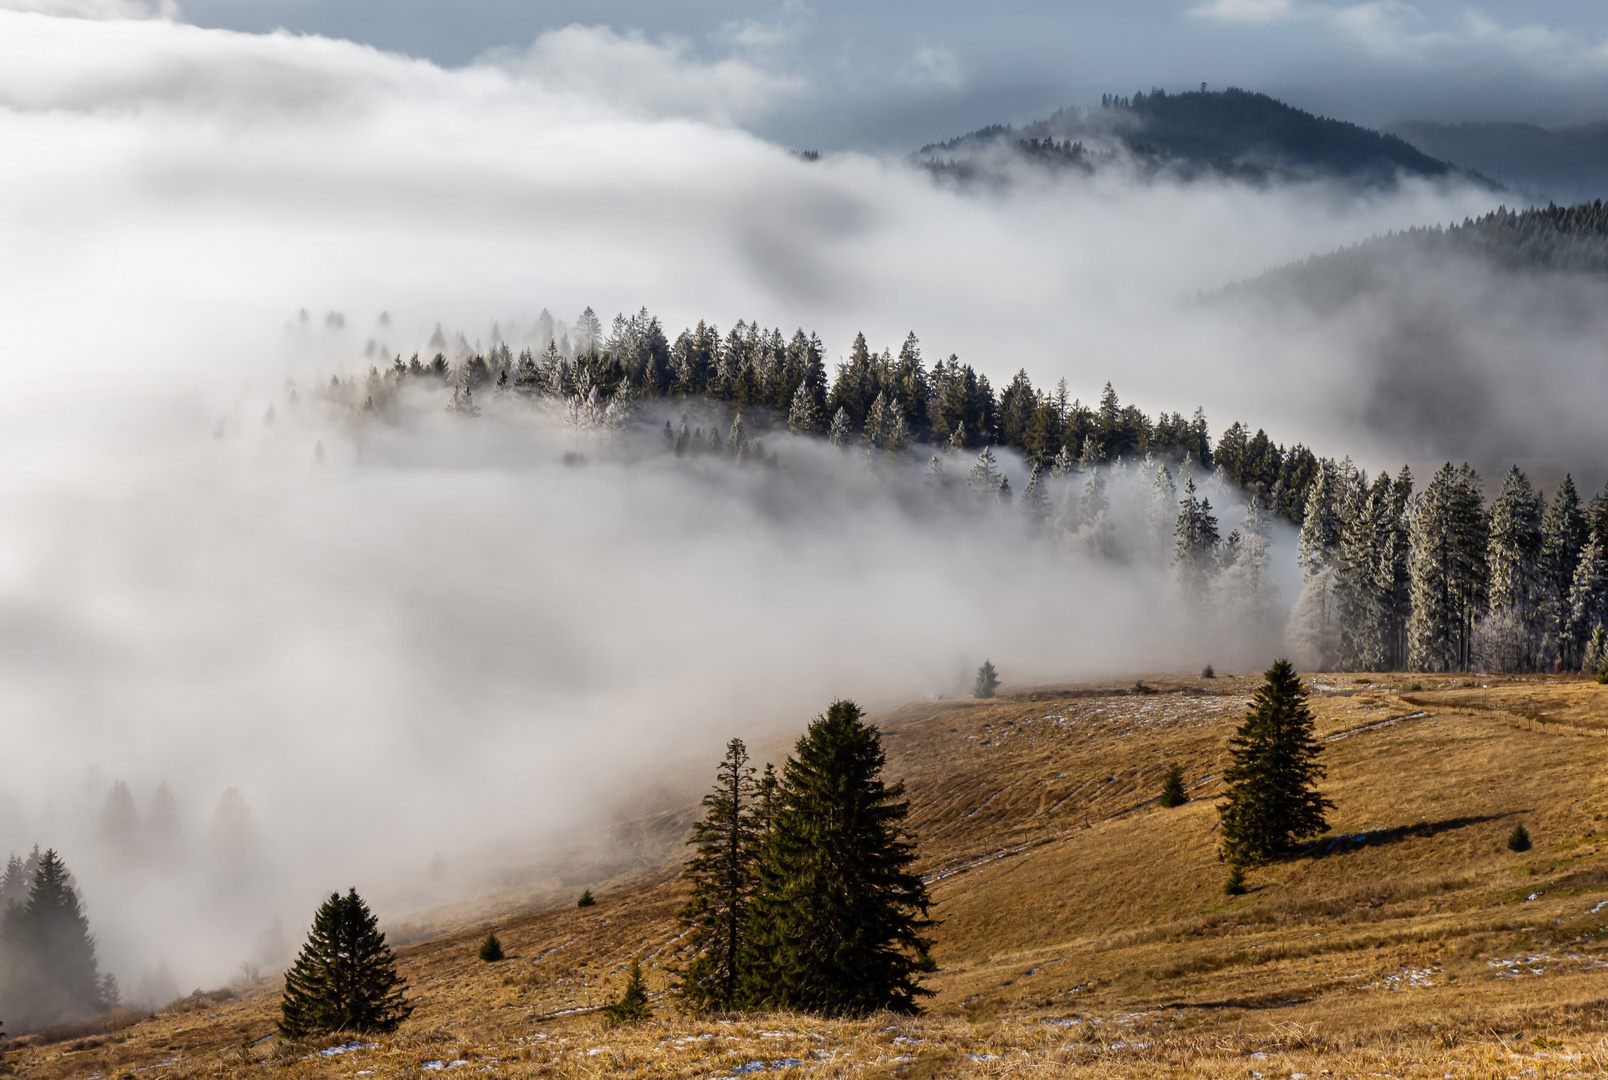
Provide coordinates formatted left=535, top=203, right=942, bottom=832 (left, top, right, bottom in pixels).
left=1284, top=459, right=1608, bottom=674
left=338, top=308, right=1608, bottom=676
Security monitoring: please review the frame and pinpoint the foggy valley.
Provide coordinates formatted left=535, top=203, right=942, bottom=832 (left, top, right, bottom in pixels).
left=3, top=3, right=1608, bottom=1075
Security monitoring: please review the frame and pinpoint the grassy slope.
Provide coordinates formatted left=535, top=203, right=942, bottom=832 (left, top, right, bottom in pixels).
left=8, top=672, right=1608, bottom=1078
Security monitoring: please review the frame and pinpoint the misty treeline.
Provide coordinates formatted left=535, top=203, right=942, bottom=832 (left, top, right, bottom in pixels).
left=0, top=848, right=118, bottom=1030
left=0, top=781, right=284, bottom=1032
left=335, top=303, right=1608, bottom=676
left=1239, top=201, right=1608, bottom=302
left=675, top=707, right=931, bottom=1017
left=1284, top=459, right=1608, bottom=676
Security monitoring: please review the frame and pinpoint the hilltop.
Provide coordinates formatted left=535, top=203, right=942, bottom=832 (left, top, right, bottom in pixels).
left=918, top=88, right=1486, bottom=189
left=6, top=670, right=1608, bottom=1077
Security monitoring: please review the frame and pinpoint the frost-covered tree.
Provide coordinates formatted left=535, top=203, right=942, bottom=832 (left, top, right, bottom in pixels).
left=1295, top=459, right=1345, bottom=576
left=573, top=306, right=602, bottom=355
left=862, top=391, right=893, bottom=451
left=1566, top=536, right=1608, bottom=666
left=1583, top=625, right=1608, bottom=678
left=1333, top=474, right=1394, bottom=671
left=1049, top=445, right=1075, bottom=480
left=1482, top=465, right=1545, bottom=670
left=1147, top=463, right=1177, bottom=561
left=1019, top=465, right=1048, bottom=526
left=966, top=446, right=1000, bottom=494
left=1409, top=463, right=1488, bottom=671
left=1219, top=495, right=1278, bottom=638
left=787, top=380, right=825, bottom=437
left=1377, top=468, right=1415, bottom=671
left=827, top=407, right=853, bottom=449
left=1540, top=474, right=1590, bottom=668
left=1173, top=478, right=1220, bottom=597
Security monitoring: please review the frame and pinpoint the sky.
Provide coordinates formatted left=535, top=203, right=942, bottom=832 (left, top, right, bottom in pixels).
left=149, top=0, right=1608, bottom=149
left=1, top=0, right=1606, bottom=1010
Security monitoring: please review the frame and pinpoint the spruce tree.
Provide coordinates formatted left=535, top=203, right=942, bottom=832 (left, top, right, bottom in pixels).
left=1409, top=464, right=1461, bottom=671
left=1218, top=661, right=1334, bottom=865
left=478, top=931, right=504, bottom=962
left=1019, top=465, right=1048, bottom=525
left=741, top=701, right=933, bottom=1015
left=1159, top=764, right=1187, bottom=808
left=279, top=889, right=413, bottom=1040
left=1173, top=478, right=1220, bottom=597
left=1566, top=536, right=1608, bottom=665
left=1541, top=474, right=1590, bottom=667
left=676, top=738, right=759, bottom=1013
left=827, top=408, right=853, bottom=448
left=786, top=381, right=824, bottom=436
left=604, top=962, right=652, bottom=1024
left=5, top=849, right=106, bottom=1025
left=974, top=661, right=999, bottom=699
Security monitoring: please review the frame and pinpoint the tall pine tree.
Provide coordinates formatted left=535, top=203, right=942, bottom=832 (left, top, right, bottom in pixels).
left=1218, top=661, right=1334, bottom=865
left=676, top=738, right=760, bottom=1013
left=741, top=701, right=933, bottom=1015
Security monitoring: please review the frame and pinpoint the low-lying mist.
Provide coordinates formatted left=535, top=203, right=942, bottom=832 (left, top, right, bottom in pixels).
left=0, top=8, right=1597, bottom=1015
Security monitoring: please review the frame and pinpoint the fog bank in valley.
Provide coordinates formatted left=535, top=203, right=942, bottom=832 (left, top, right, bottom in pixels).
left=0, top=9, right=1591, bottom=1010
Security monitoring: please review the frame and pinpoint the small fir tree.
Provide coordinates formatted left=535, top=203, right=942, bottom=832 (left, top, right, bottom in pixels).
left=1507, top=823, right=1532, bottom=852
left=577, top=889, right=596, bottom=908
left=1224, top=864, right=1247, bottom=895
left=478, top=931, right=504, bottom=962
left=974, top=661, right=1000, bottom=700
left=1159, top=765, right=1187, bottom=808
left=676, top=738, right=760, bottom=1013
left=1218, top=660, right=1335, bottom=865
left=603, top=962, right=652, bottom=1024
left=1201, top=664, right=1215, bottom=678
left=278, top=889, right=413, bottom=1040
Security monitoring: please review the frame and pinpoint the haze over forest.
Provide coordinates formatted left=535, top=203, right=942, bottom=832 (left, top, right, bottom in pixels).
left=2, top=0, right=1608, bottom=1034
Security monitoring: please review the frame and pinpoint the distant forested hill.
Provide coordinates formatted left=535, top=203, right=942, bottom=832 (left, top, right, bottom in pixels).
left=1388, top=120, right=1608, bottom=205
left=1225, top=200, right=1608, bottom=308
left=919, top=87, right=1483, bottom=189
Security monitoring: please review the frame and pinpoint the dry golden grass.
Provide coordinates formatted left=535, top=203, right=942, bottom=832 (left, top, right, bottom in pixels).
left=7, top=671, right=1608, bottom=1078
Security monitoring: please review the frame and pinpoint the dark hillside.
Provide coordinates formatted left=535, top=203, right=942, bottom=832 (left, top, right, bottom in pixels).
left=1102, top=87, right=1451, bottom=180
left=919, top=88, right=1482, bottom=189
left=1226, top=200, right=1608, bottom=310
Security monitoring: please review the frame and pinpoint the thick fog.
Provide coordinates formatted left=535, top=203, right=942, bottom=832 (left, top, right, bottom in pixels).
left=0, top=9, right=1593, bottom=1007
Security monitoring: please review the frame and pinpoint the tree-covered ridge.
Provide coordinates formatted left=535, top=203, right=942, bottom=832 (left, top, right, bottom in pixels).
left=1100, top=88, right=1451, bottom=180
left=1229, top=200, right=1608, bottom=304
left=917, top=87, right=1471, bottom=188
left=362, top=311, right=1227, bottom=499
